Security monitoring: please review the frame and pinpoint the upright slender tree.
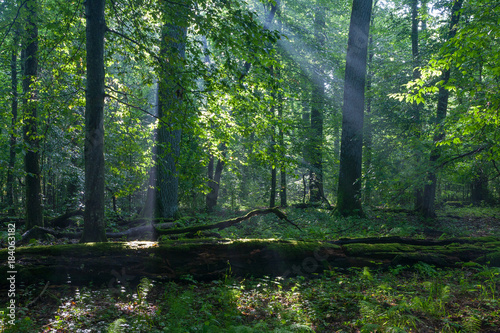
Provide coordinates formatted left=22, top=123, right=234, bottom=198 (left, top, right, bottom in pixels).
left=411, top=0, right=424, bottom=211
left=23, top=0, right=43, bottom=229
left=421, top=0, right=464, bottom=218
left=309, top=0, right=326, bottom=204
left=363, top=4, right=376, bottom=205
left=337, top=0, right=373, bottom=216
left=81, top=0, right=107, bottom=242
left=7, top=30, right=19, bottom=216
left=206, top=147, right=225, bottom=212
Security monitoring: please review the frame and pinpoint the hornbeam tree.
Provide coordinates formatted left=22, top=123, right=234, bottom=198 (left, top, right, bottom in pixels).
left=23, top=0, right=43, bottom=229
left=155, top=0, right=190, bottom=219
left=81, top=0, right=107, bottom=242
left=337, top=0, right=373, bottom=216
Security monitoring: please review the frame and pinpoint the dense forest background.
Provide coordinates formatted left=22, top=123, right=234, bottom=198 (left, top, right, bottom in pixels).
left=0, top=0, right=499, bottom=237
left=1, top=1, right=500, bottom=332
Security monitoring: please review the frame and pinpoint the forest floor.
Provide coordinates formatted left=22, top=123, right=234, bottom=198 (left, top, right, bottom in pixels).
left=1, top=206, right=500, bottom=332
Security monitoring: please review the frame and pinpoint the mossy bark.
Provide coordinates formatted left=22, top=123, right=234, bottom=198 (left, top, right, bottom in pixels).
left=1, top=237, right=499, bottom=287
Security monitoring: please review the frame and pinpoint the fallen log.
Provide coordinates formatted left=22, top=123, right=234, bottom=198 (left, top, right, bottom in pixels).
left=154, top=208, right=301, bottom=236
left=47, top=209, right=84, bottom=228
left=2, top=237, right=499, bottom=287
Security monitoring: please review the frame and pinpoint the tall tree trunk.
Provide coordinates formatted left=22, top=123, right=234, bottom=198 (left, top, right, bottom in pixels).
left=276, top=5, right=287, bottom=208
left=301, top=99, right=310, bottom=201
left=270, top=96, right=277, bottom=208
left=421, top=0, right=464, bottom=218
left=337, top=0, right=373, bottom=216
left=309, top=1, right=325, bottom=204
left=82, top=0, right=107, bottom=242
left=155, top=3, right=188, bottom=219
left=279, top=90, right=287, bottom=207
left=23, top=0, right=43, bottom=229
left=270, top=162, right=277, bottom=208
left=363, top=3, right=376, bottom=206
left=411, top=0, right=424, bottom=211
left=7, top=32, right=19, bottom=216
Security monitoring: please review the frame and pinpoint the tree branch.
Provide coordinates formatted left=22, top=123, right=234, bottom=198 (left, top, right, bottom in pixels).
left=155, top=208, right=302, bottom=236
left=437, top=146, right=487, bottom=169
left=105, top=91, right=160, bottom=121
left=105, top=27, right=160, bottom=61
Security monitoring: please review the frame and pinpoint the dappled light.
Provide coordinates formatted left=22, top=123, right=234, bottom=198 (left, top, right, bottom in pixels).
left=1, top=0, right=499, bottom=331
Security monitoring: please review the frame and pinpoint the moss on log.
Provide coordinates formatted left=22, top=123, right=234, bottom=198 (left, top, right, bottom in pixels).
left=1, top=237, right=499, bottom=287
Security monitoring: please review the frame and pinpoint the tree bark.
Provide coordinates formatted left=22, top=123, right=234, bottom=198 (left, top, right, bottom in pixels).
left=309, top=2, right=325, bottom=204
left=82, top=0, right=107, bottom=242
left=363, top=6, right=376, bottom=206
left=411, top=0, right=424, bottom=211
left=270, top=98, right=277, bottom=209
left=7, top=31, right=19, bottom=216
left=337, top=0, right=373, bottom=216
left=421, top=0, right=464, bottom=218
left=155, top=2, right=188, bottom=219
left=470, top=165, right=489, bottom=205
left=278, top=85, right=287, bottom=207
left=23, top=0, right=43, bottom=229
left=206, top=153, right=225, bottom=212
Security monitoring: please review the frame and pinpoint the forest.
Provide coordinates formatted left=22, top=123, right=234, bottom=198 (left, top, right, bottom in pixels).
left=0, top=0, right=499, bottom=331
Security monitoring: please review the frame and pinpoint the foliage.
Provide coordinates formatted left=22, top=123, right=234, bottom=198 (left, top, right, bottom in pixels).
left=5, top=259, right=500, bottom=332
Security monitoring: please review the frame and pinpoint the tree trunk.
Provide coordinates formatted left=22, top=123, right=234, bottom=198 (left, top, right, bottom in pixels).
left=421, top=0, right=464, bottom=218
left=7, top=31, right=19, bottom=216
left=337, top=0, right=373, bottom=216
left=411, top=0, right=424, bottom=211
left=4, top=237, right=499, bottom=286
left=279, top=100, right=286, bottom=208
left=155, top=3, right=188, bottom=219
left=206, top=152, right=225, bottom=212
left=270, top=93, right=277, bottom=209
left=470, top=166, right=489, bottom=205
left=363, top=6, right=376, bottom=206
left=23, top=0, right=43, bottom=229
left=302, top=101, right=310, bottom=202
left=309, top=2, right=325, bottom=204
left=82, top=0, right=107, bottom=242
left=270, top=161, right=277, bottom=208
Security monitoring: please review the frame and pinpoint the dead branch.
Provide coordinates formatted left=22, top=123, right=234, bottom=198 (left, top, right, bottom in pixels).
left=155, top=208, right=301, bottom=236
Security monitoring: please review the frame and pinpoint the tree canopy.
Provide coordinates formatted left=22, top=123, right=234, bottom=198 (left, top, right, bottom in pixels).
left=0, top=0, right=498, bottom=231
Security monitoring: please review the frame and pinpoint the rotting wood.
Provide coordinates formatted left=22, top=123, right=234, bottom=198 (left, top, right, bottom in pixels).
left=2, top=237, right=499, bottom=287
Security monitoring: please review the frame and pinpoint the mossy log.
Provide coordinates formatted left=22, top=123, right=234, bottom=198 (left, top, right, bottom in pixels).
left=1, top=237, right=499, bottom=287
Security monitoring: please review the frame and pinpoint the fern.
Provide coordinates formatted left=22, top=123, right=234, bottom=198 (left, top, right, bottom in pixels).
left=462, top=315, right=481, bottom=333
left=107, top=318, right=128, bottom=333
left=137, top=277, right=153, bottom=303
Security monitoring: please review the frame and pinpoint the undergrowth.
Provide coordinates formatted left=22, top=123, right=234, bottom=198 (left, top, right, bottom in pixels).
left=2, top=263, right=499, bottom=332
left=1, top=207, right=499, bottom=332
